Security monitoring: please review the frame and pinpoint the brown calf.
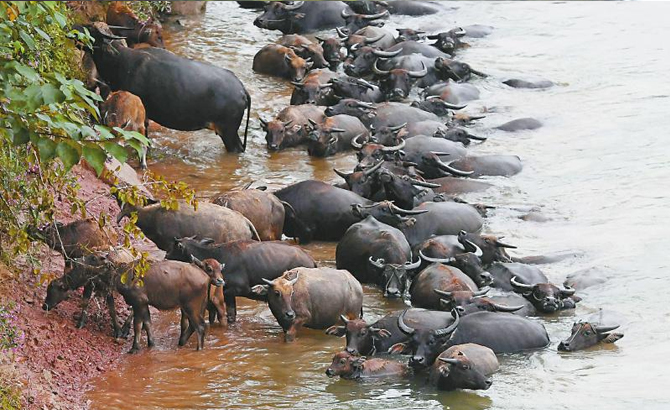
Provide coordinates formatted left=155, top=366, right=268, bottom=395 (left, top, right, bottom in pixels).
left=100, top=91, right=150, bottom=168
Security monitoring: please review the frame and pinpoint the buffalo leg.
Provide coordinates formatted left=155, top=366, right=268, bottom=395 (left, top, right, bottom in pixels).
left=129, top=307, right=144, bottom=354
left=76, top=284, right=94, bottom=329
left=106, top=293, right=121, bottom=338
left=224, top=293, right=237, bottom=323
left=144, top=317, right=154, bottom=348
left=182, top=305, right=205, bottom=350
left=215, top=119, right=244, bottom=153
left=178, top=309, right=194, bottom=346
left=284, top=319, right=305, bottom=343
left=119, top=308, right=133, bottom=339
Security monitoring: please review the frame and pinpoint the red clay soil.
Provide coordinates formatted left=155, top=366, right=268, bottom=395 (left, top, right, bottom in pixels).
left=0, top=164, right=157, bottom=409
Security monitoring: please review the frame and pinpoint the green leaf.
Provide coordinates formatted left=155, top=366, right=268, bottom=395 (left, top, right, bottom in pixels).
left=34, top=27, right=51, bottom=42
left=12, top=127, right=30, bottom=145
left=36, top=137, right=57, bottom=162
left=80, top=125, right=97, bottom=140
left=56, top=140, right=81, bottom=171
left=119, top=130, right=150, bottom=146
left=94, top=125, right=115, bottom=140
left=14, top=64, right=39, bottom=81
left=18, top=30, right=36, bottom=50
left=127, top=139, right=145, bottom=157
left=103, top=141, right=129, bottom=163
left=41, top=83, right=65, bottom=104
left=82, top=144, right=107, bottom=176
left=24, top=84, right=43, bottom=110
left=53, top=11, right=67, bottom=28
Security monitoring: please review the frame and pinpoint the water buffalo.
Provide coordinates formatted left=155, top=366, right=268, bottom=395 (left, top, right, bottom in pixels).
left=503, top=78, right=554, bottom=89
left=410, top=98, right=468, bottom=117
left=487, top=262, right=548, bottom=290
left=336, top=216, right=418, bottom=298
left=326, top=351, right=408, bottom=379
left=426, top=28, right=469, bottom=55
left=400, top=201, right=484, bottom=247
left=339, top=26, right=397, bottom=51
left=424, top=80, right=481, bottom=104
left=42, top=247, right=136, bottom=337
left=100, top=90, right=150, bottom=168
left=252, top=267, right=363, bottom=341
left=377, top=168, right=441, bottom=209
left=88, top=23, right=250, bottom=152
left=558, top=311, right=624, bottom=351
left=334, top=160, right=386, bottom=199
left=418, top=251, right=493, bottom=288
left=410, top=263, right=478, bottom=310
left=106, top=2, right=164, bottom=48
left=306, top=114, right=369, bottom=157
left=372, top=60, right=428, bottom=101
left=117, top=257, right=225, bottom=353
left=428, top=177, right=493, bottom=195
left=277, top=34, right=329, bottom=69
left=329, top=77, right=384, bottom=103
left=211, top=189, right=286, bottom=241
left=341, top=9, right=389, bottom=33
left=458, top=231, right=518, bottom=266
left=327, top=101, right=440, bottom=130
left=327, top=308, right=457, bottom=357
left=449, top=155, right=523, bottom=178
left=344, top=46, right=403, bottom=77
left=443, top=311, right=550, bottom=354
left=253, top=1, right=348, bottom=34
left=29, top=219, right=117, bottom=260
left=391, top=309, right=460, bottom=368
left=428, top=344, right=498, bottom=391
left=398, top=137, right=471, bottom=178
left=290, top=69, right=340, bottom=105
left=253, top=44, right=313, bottom=82
left=165, top=237, right=316, bottom=323
left=510, top=276, right=580, bottom=313
left=434, top=288, right=526, bottom=316
left=116, top=200, right=259, bottom=252
left=316, top=35, right=346, bottom=70
left=495, top=118, right=543, bottom=132
left=396, top=28, right=426, bottom=42
left=261, top=105, right=326, bottom=150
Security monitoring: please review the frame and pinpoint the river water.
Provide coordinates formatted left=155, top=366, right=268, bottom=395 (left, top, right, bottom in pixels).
left=87, top=2, right=670, bottom=409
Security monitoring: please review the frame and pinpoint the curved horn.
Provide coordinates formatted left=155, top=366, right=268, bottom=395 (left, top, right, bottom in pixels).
left=287, top=272, right=300, bottom=286
left=341, top=9, right=354, bottom=19
left=438, top=357, right=461, bottom=365
left=262, top=278, right=275, bottom=286
left=435, top=156, right=474, bottom=177
left=290, top=80, right=304, bottom=87
left=336, top=27, right=350, bottom=39
left=372, top=59, right=390, bottom=76
left=284, top=1, right=304, bottom=11
left=397, top=309, right=415, bottom=335
left=405, top=176, right=440, bottom=188
left=390, top=203, right=429, bottom=215
left=259, top=117, right=269, bottom=129
left=363, top=159, right=384, bottom=176
left=426, top=34, right=440, bottom=40
left=380, top=139, right=405, bottom=152
left=340, top=314, right=350, bottom=324
left=368, top=256, right=386, bottom=269
left=491, top=303, right=525, bottom=313
left=595, top=324, right=620, bottom=334
left=350, top=133, right=365, bottom=150
left=387, top=122, right=407, bottom=132
left=419, top=250, right=454, bottom=264
left=372, top=48, right=403, bottom=58
left=333, top=168, right=350, bottom=180
left=495, top=239, right=518, bottom=249
left=363, top=10, right=389, bottom=20
left=434, top=310, right=459, bottom=336
left=404, top=257, right=421, bottom=270
left=408, top=62, right=428, bottom=78
left=426, top=97, right=467, bottom=110
left=469, top=67, right=487, bottom=77
left=461, top=238, right=483, bottom=258
left=355, top=100, right=376, bottom=109
left=510, top=276, right=534, bottom=291
left=472, top=286, right=490, bottom=297
left=560, top=285, right=576, bottom=297
left=326, top=127, right=346, bottom=133
left=433, top=288, right=453, bottom=298
left=364, top=33, right=385, bottom=44
left=356, top=78, right=376, bottom=90
left=466, top=133, right=487, bottom=141
left=283, top=119, right=294, bottom=127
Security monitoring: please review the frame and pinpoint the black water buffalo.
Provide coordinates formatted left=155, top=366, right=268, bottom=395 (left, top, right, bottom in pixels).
left=418, top=251, right=493, bottom=289
left=433, top=288, right=526, bottom=316
left=116, top=200, right=259, bottom=252
left=487, top=262, right=547, bottom=290
left=290, top=69, right=340, bottom=105
left=443, top=311, right=550, bottom=354
left=165, top=237, right=316, bottom=323
left=307, top=114, right=369, bottom=157
left=495, top=117, right=543, bottom=132
left=424, top=80, right=481, bottom=104
left=334, top=160, right=386, bottom=199
left=341, top=9, right=389, bottom=33
left=326, top=308, right=457, bottom=356
left=385, top=40, right=447, bottom=59
left=410, top=98, right=468, bottom=117
left=254, top=1, right=348, bottom=34
left=410, top=263, right=478, bottom=310
left=339, top=26, right=397, bottom=51
left=211, top=189, right=286, bottom=241
left=274, top=180, right=369, bottom=242
left=449, top=155, right=523, bottom=177
left=400, top=136, right=470, bottom=179
left=336, top=216, right=419, bottom=298
left=402, top=121, right=481, bottom=146
left=348, top=1, right=439, bottom=16
left=428, top=177, right=493, bottom=195
left=326, top=351, right=408, bottom=380
left=426, top=28, right=469, bottom=54
left=260, top=104, right=326, bottom=150
left=277, top=34, right=329, bottom=69
left=253, top=44, right=313, bottom=82
left=396, top=28, right=426, bottom=42
left=428, top=344, right=498, bottom=391
left=404, top=202, right=483, bottom=247
left=316, top=35, right=346, bottom=70
left=503, top=78, right=554, bottom=89
left=377, top=168, right=441, bottom=209
left=252, top=267, right=363, bottom=341
left=372, top=60, right=428, bottom=101
left=88, top=23, right=250, bottom=152
left=510, top=276, right=580, bottom=313
left=345, top=46, right=403, bottom=77
left=329, top=77, right=384, bottom=103
left=458, top=231, right=518, bottom=266
left=326, top=101, right=440, bottom=130
left=558, top=311, right=624, bottom=351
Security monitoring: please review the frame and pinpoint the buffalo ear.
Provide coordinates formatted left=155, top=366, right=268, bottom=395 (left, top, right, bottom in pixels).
left=351, top=357, right=366, bottom=369
left=250, top=284, right=269, bottom=296
left=388, top=343, right=409, bottom=355
left=602, top=332, right=624, bottom=344
left=293, top=12, right=305, bottom=20
left=372, top=328, right=391, bottom=339
left=325, top=325, right=346, bottom=337
left=200, top=238, right=215, bottom=245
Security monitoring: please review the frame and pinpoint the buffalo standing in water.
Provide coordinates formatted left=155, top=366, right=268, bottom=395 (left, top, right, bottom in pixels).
left=326, top=351, right=408, bottom=380
left=254, top=1, right=348, bottom=34
left=428, top=343, right=499, bottom=391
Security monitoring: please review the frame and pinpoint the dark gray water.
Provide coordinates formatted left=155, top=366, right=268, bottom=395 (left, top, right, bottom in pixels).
left=88, top=2, right=670, bottom=409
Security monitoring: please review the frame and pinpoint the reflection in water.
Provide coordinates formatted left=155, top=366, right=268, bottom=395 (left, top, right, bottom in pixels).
left=89, top=2, right=670, bottom=409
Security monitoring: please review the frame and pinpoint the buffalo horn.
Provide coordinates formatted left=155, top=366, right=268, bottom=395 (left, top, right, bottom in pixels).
left=284, top=1, right=304, bottom=11
left=408, top=62, right=428, bottom=78
left=426, top=34, right=440, bottom=40
left=372, top=48, right=403, bottom=58
left=491, top=303, right=525, bottom=313
left=426, top=96, right=467, bottom=110
left=333, top=168, right=351, bottom=180
left=404, top=176, right=440, bottom=188
left=262, top=277, right=275, bottom=286
left=368, top=256, right=386, bottom=269
left=435, top=156, right=474, bottom=177
left=433, top=288, right=453, bottom=298
left=469, top=67, right=488, bottom=77
left=336, top=27, right=350, bottom=39
left=356, top=78, right=375, bottom=90
left=364, top=33, right=386, bottom=44
left=495, top=239, right=518, bottom=249
left=472, top=286, right=490, bottom=297
left=290, top=80, right=304, bottom=87
left=397, top=309, right=416, bottom=335
left=350, top=133, right=365, bottom=150
left=363, top=159, right=384, bottom=175
left=466, top=133, right=487, bottom=141
left=381, top=139, right=405, bottom=152
left=390, top=203, right=428, bottom=215
left=259, top=117, right=269, bottom=129
left=438, top=357, right=461, bottom=365
left=287, top=272, right=300, bottom=286
left=595, top=324, right=620, bottom=334
left=387, top=122, right=407, bottom=132
left=560, top=285, right=576, bottom=297
left=328, top=127, right=346, bottom=133
left=510, top=276, right=534, bottom=291
left=284, top=119, right=294, bottom=127
left=419, top=250, right=454, bottom=264
left=372, top=59, right=390, bottom=76
left=340, top=314, right=350, bottom=324
left=340, top=9, right=354, bottom=19
left=433, top=310, right=459, bottom=336
left=405, top=257, right=421, bottom=270
left=363, top=10, right=389, bottom=20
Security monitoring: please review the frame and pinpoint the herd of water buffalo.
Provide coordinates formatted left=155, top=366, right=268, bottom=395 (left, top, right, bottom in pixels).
left=36, top=1, right=624, bottom=392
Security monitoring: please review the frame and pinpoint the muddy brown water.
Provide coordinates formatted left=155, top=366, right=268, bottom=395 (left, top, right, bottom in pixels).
left=88, top=2, right=670, bottom=409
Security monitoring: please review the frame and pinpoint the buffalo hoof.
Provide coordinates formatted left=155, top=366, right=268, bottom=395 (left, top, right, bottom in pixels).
left=128, top=346, right=139, bottom=354
left=76, top=320, right=86, bottom=329
left=503, top=79, right=554, bottom=89
left=495, top=118, right=543, bottom=132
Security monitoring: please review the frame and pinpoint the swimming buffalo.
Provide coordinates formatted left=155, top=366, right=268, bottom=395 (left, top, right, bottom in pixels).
left=253, top=44, right=313, bottom=82
left=399, top=201, right=484, bottom=247
left=307, top=115, right=369, bottom=157
left=252, top=267, right=363, bottom=341
left=329, top=77, right=384, bottom=103
left=87, top=23, right=250, bottom=152
left=326, top=351, right=408, bottom=379
left=340, top=9, right=389, bottom=33
left=277, top=34, right=329, bottom=69
left=418, top=251, right=493, bottom=289
left=372, top=60, right=428, bottom=101
left=261, top=105, right=326, bottom=150
left=290, top=69, right=340, bottom=105
left=211, top=189, right=286, bottom=241
left=458, top=231, right=518, bottom=266
left=165, top=237, right=316, bottom=323
left=428, top=343, right=498, bottom=391
left=116, top=200, right=259, bottom=252
left=558, top=311, right=624, bottom=351
left=510, top=276, right=581, bottom=313
left=254, top=1, right=348, bottom=34
left=410, top=263, right=479, bottom=310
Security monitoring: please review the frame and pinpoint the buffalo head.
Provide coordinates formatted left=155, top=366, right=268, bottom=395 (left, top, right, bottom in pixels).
left=254, top=1, right=306, bottom=34
left=410, top=97, right=467, bottom=117
left=334, top=160, right=384, bottom=198
left=352, top=134, right=404, bottom=169
left=511, top=276, right=579, bottom=313
left=325, top=315, right=391, bottom=356
left=373, top=60, right=427, bottom=101
left=190, top=256, right=225, bottom=287
left=419, top=250, right=492, bottom=287
left=434, top=288, right=524, bottom=316
left=344, top=46, right=402, bottom=77
left=251, top=271, right=300, bottom=328
left=368, top=256, right=421, bottom=298
left=351, top=200, right=427, bottom=228
left=260, top=118, right=303, bottom=150
left=434, top=57, right=487, bottom=82
left=341, top=9, right=389, bottom=33
left=325, top=350, right=366, bottom=379
left=558, top=321, right=623, bottom=352
left=325, top=98, right=376, bottom=121
left=434, top=351, right=492, bottom=390
left=458, top=230, right=517, bottom=265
